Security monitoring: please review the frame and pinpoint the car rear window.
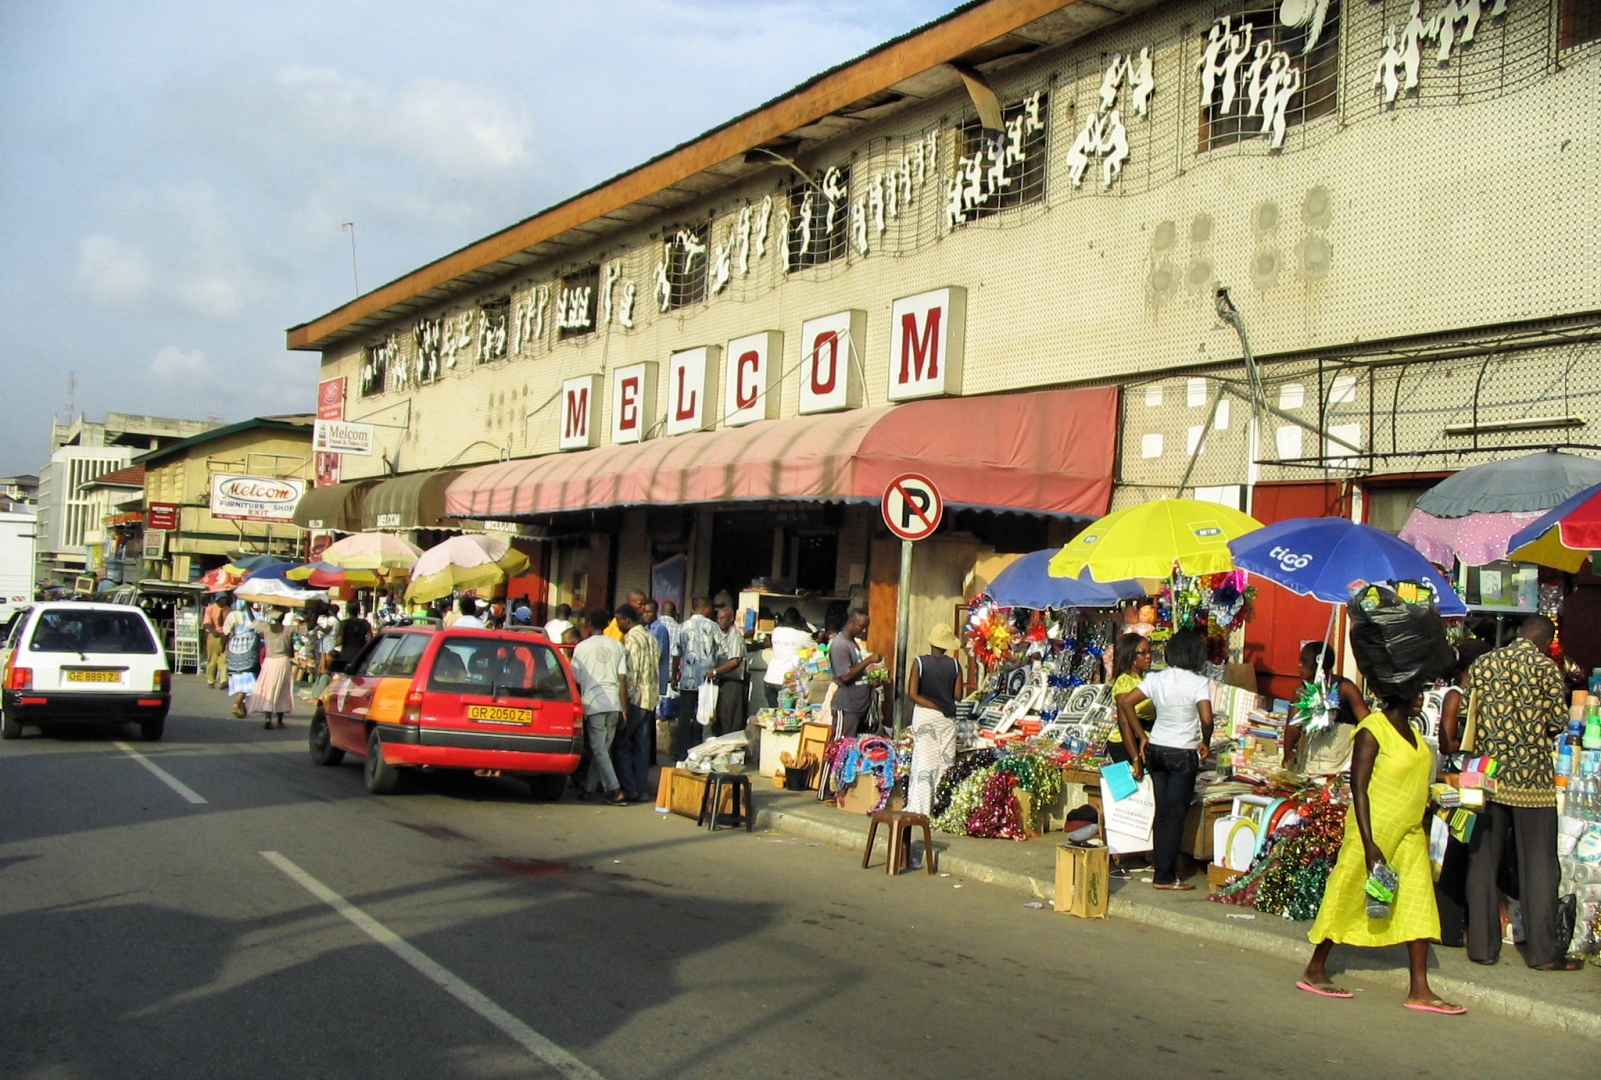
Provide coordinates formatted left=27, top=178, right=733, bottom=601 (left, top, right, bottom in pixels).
left=427, top=637, right=572, bottom=701
left=364, top=632, right=430, bottom=678
left=30, top=610, right=158, bottom=654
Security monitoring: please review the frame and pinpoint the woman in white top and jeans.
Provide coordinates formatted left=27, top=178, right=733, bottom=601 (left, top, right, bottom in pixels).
left=1116, top=629, right=1214, bottom=890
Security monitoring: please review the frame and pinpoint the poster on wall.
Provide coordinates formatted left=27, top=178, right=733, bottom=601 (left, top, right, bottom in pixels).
left=314, top=377, right=345, bottom=485
left=210, top=475, right=305, bottom=523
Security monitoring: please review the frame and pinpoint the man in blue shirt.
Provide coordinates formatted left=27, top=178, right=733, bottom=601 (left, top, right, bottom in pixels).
left=641, top=598, right=673, bottom=764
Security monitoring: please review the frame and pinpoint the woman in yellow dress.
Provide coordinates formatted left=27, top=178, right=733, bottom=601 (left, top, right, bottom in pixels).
left=1299, top=692, right=1464, bottom=1014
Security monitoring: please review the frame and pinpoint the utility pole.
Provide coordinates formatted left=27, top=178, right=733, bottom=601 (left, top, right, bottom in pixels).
left=340, top=222, right=360, bottom=297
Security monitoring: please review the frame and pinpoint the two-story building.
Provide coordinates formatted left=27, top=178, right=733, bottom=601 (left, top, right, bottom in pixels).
left=287, top=0, right=1601, bottom=685
left=134, top=416, right=315, bottom=582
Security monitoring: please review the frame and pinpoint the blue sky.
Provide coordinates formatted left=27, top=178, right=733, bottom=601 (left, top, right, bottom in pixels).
left=0, top=0, right=958, bottom=474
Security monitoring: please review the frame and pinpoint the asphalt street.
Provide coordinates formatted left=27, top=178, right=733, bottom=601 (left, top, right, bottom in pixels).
left=2, top=676, right=1596, bottom=1080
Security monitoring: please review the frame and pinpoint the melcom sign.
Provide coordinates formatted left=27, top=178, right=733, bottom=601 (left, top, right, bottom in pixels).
left=798, top=310, right=864, bottom=415
left=210, top=474, right=305, bottom=523
left=610, top=363, right=658, bottom=445
left=666, top=347, right=720, bottom=436
left=559, top=375, right=600, bottom=450
left=723, top=331, right=782, bottom=427
left=313, top=419, right=375, bottom=456
left=888, top=287, right=965, bottom=401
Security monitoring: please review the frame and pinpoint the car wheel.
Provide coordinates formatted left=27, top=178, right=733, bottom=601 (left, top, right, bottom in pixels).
left=140, top=717, right=165, bottom=742
left=526, top=773, right=566, bottom=801
left=309, top=711, right=344, bottom=766
left=364, top=727, right=401, bottom=794
left=1, top=705, right=21, bottom=740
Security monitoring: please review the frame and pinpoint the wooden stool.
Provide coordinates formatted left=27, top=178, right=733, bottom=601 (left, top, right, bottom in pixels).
left=861, top=810, right=936, bottom=874
left=696, top=772, right=753, bottom=832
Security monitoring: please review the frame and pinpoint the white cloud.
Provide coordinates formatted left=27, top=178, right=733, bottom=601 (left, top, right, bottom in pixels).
left=150, top=345, right=209, bottom=380
left=77, top=234, right=153, bottom=307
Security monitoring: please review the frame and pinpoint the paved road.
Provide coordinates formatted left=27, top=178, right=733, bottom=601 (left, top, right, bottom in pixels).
left=2, top=677, right=1596, bottom=1079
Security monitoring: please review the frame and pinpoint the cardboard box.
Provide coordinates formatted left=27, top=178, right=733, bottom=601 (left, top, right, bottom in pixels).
left=1014, top=789, right=1046, bottom=838
left=837, top=778, right=883, bottom=814
left=1223, top=663, right=1258, bottom=693
left=1207, top=862, right=1247, bottom=890
left=1055, top=843, right=1110, bottom=918
left=1182, top=801, right=1232, bottom=861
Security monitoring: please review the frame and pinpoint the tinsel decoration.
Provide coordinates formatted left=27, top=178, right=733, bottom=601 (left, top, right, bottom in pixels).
left=966, top=601, right=1019, bottom=668
left=964, top=770, right=1026, bottom=839
left=1292, top=678, right=1339, bottom=733
left=933, top=765, right=996, bottom=833
left=930, top=749, right=998, bottom=819
left=1211, top=791, right=1347, bottom=920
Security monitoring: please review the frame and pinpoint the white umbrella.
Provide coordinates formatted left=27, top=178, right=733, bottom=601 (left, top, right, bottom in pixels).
left=235, top=577, right=329, bottom=608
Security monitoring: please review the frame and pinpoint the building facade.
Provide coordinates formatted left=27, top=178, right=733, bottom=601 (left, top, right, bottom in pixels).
left=289, top=0, right=1601, bottom=681
left=134, top=417, right=315, bottom=582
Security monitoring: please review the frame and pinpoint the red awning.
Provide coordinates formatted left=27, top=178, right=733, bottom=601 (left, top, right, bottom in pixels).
left=444, top=386, right=1118, bottom=519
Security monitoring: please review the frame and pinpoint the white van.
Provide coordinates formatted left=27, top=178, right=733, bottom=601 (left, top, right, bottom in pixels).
left=1, top=602, right=172, bottom=741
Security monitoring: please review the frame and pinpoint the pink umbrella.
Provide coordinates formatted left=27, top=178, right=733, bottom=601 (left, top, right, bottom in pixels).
left=1397, top=508, right=1544, bottom=567
left=320, top=532, right=423, bottom=570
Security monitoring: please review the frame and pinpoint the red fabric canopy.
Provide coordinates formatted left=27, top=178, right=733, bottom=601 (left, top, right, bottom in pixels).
left=444, top=386, right=1118, bottom=518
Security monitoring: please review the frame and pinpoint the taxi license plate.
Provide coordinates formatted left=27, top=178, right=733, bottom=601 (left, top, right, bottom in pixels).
left=66, top=670, right=121, bottom=683
left=467, top=704, right=532, bottom=724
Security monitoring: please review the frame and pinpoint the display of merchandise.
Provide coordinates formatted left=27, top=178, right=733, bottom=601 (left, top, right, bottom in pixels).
left=929, top=744, right=1064, bottom=840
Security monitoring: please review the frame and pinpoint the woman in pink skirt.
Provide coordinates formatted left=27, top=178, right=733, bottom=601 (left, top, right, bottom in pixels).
left=247, top=607, right=300, bottom=729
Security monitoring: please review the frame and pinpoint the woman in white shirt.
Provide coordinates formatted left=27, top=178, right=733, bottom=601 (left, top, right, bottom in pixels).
left=1116, top=629, right=1214, bottom=890
left=764, top=608, right=814, bottom=692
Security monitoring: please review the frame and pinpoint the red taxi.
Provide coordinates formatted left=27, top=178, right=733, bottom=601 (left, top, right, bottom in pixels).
left=309, top=625, right=583, bottom=796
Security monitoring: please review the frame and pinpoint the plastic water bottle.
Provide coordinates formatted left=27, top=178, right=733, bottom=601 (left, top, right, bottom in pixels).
left=1584, top=698, right=1601, bottom=750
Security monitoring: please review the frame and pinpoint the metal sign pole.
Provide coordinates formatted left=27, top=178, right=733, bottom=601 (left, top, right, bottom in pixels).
left=894, top=538, right=913, bottom=738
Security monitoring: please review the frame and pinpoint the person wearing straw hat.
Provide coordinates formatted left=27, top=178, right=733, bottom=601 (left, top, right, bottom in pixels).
left=905, top=624, right=965, bottom=816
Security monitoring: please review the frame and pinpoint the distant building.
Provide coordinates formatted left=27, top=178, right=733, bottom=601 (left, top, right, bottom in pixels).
left=79, top=465, right=146, bottom=585
left=35, top=412, right=220, bottom=584
left=0, top=475, right=39, bottom=505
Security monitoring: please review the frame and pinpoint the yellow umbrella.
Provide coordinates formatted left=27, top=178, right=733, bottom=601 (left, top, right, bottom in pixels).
left=1048, top=498, right=1264, bottom=581
left=404, top=534, right=531, bottom=603
left=321, top=532, right=424, bottom=571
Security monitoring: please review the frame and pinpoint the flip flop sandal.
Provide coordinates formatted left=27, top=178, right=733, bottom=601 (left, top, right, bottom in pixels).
left=1296, top=980, right=1353, bottom=999
left=1533, top=958, right=1585, bottom=971
left=1405, top=1001, right=1466, bottom=1015
left=1152, top=882, right=1195, bottom=891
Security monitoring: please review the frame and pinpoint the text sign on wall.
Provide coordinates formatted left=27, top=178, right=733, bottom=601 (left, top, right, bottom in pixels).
left=210, top=474, right=305, bottom=523
left=609, top=362, right=658, bottom=445
left=315, top=377, right=345, bottom=485
left=888, top=286, right=966, bottom=401
left=146, top=502, right=179, bottom=532
left=723, top=331, right=782, bottom=427
left=559, top=375, right=601, bottom=450
left=313, top=419, right=375, bottom=456
left=666, top=346, right=720, bottom=437
left=798, top=309, right=865, bottom=415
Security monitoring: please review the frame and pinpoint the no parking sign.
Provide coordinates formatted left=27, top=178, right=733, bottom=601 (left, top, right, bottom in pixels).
left=881, top=473, right=943, bottom=541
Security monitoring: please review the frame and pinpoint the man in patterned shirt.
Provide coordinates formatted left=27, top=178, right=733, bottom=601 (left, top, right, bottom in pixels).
left=1463, top=615, right=1581, bottom=970
left=671, top=596, right=719, bottom=759
left=614, top=604, right=659, bottom=802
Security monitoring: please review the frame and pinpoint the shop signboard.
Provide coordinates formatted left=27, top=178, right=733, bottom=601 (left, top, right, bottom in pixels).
left=146, top=502, right=180, bottom=531
left=313, top=419, right=375, bottom=456
left=665, top=346, right=719, bottom=436
left=609, top=362, right=657, bottom=445
left=723, top=331, right=782, bottom=427
left=142, top=530, right=167, bottom=559
left=797, top=310, right=864, bottom=415
left=209, top=474, right=305, bottom=523
left=559, top=374, right=601, bottom=450
left=887, top=286, right=965, bottom=401
left=881, top=473, right=943, bottom=542
left=315, top=377, right=345, bottom=485
left=174, top=607, right=201, bottom=648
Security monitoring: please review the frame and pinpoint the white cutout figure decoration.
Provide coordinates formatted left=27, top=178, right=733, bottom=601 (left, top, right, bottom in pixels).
left=1098, top=56, right=1126, bottom=113
left=1198, top=19, right=1229, bottom=107
left=1260, top=55, right=1300, bottom=149
left=1375, top=0, right=1504, bottom=104
left=1066, top=49, right=1146, bottom=190
left=478, top=304, right=506, bottom=362
left=442, top=310, right=474, bottom=368
left=753, top=195, right=772, bottom=259
left=1279, top=0, right=1333, bottom=54
left=654, top=243, right=672, bottom=313
left=819, top=167, right=846, bottom=234
left=599, top=263, right=621, bottom=324
left=1021, top=90, right=1043, bottom=134
left=556, top=285, right=591, bottom=331
left=869, top=172, right=886, bottom=235
left=850, top=196, right=869, bottom=255
left=1196, top=16, right=1303, bottom=151
left=735, top=205, right=753, bottom=277
left=1373, top=25, right=1403, bottom=104
left=709, top=236, right=731, bottom=295
left=1220, top=21, right=1252, bottom=115
left=793, top=191, right=813, bottom=258
left=674, top=228, right=705, bottom=271
left=1129, top=48, right=1155, bottom=117
left=414, top=316, right=442, bottom=382
left=944, top=172, right=966, bottom=230
left=1246, top=40, right=1274, bottom=117
left=617, top=282, right=636, bottom=329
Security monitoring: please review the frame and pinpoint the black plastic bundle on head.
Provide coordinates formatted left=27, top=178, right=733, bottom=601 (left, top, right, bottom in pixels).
left=1345, top=583, right=1456, bottom=702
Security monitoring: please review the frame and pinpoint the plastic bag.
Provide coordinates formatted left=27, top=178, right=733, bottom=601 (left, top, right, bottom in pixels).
left=1347, top=584, right=1455, bottom=700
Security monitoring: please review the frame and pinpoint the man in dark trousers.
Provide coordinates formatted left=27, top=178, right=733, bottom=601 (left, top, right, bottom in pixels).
left=1463, top=615, right=1582, bottom=970
left=829, top=607, right=882, bottom=738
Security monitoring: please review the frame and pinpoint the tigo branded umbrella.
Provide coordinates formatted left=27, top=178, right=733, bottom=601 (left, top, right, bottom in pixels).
left=1048, top=498, right=1263, bottom=581
left=1228, top=517, right=1466, bottom=616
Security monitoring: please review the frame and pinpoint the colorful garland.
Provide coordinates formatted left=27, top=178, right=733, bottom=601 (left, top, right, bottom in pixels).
left=1211, top=790, right=1346, bottom=920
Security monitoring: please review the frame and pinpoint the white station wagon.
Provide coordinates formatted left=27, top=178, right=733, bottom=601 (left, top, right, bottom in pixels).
left=1, top=602, right=172, bottom=741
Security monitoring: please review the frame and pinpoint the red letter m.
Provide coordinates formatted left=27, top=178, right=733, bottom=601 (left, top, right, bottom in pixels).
left=899, top=308, right=941, bottom=384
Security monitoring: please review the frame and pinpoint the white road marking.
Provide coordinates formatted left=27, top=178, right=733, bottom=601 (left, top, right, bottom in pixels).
left=260, top=851, right=606, bottom=1080
left=113, top=741, right=208, bottom=804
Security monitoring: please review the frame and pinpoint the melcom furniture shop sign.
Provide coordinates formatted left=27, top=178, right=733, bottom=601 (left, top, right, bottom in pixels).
left=210, top=475, right=306, bottom=523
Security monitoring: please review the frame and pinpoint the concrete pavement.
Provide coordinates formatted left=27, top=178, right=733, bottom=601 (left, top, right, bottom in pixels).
left=2, top=675, right=1598, bottom=1079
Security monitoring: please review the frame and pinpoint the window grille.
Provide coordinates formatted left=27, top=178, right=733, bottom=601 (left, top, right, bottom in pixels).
left=478, top=297, right=509, bottom=362
left=359, top=344, right=384, bottom=397
left=556, top=270, right=599, bottom=338
left=787, top=165, right=850, bottom=271
left=655, top=224, right=709, bottom=312
left=952, top=91, right=1049, bottom=224
left=1198, top=0, right=1340, bottom=152
left=1562, top=0, right=1600, bottom=48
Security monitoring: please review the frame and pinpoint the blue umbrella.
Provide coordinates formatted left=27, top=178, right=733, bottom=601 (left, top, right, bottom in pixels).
left=240, top=560, right=303, bottom=583
left=1228, top=517, right=1466, bottom=616
left=985, top=549, right=1145, bottom=609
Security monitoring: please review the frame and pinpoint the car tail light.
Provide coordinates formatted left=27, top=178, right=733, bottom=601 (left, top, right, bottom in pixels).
left=153, top=670, right=172, bottom=693
left=4, top=666, right=31, bottom=691
left=403, top=688, right=424, bottom=723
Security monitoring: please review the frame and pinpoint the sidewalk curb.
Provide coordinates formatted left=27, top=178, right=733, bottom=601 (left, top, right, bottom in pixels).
left=755, top=804, right=1601, bottom=1043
